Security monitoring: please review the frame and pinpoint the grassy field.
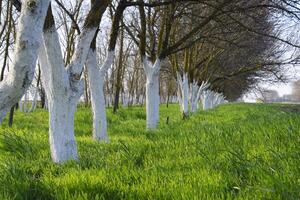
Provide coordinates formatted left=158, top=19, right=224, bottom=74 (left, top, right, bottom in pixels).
left=0, top=103, right=299, bottom=200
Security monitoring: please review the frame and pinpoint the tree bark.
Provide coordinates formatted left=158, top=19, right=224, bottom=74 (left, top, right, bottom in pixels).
left=0, top=0, right=50, bottom=123
left=113, top=24, right=124, bottom=113
left=202, top=90, right=213, bottom=110
left=143, top=58, right=161, bottom=129
left=190, top=81, right=209, bottom=113
left=39, top=1, right=109, bottom=163
left=8, top=106, right=15, bottom=127
left=190, top=82, right=199, bottom=113
left=177, top=72, right=189, bottom=117
left=86, top=50, right=114, bottom=141
left=39, top=38, right=79, bottom=162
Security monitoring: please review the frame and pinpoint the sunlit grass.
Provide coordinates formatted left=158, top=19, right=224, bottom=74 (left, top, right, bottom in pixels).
left=0, top=103, right=299, bottom=199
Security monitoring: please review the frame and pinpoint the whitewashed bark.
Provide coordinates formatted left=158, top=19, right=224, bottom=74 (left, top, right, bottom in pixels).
left=19, top=92, right=28, bottom=112
left=177, top=72, right=189, bottom=116
left=44, top=97, right=49, bottom=110
left=67, top=28, right=98, bottom=76
left=190, top=81, right=209, bottom=113
left=39, top=15, right=98, bottom=162
left=143, top=57, right=161, bottom=129
left=36, top=0, right=108, bottom=163
left=190, top=81, right=199, bottom=113
left=212, top=93, right=218, bottom=108
left=39, top=31, right=79, bottom=163
left=86, top=50, right=114, bottom=142
left=212, top=93, right=225, bottom=108
left=28, top=86, right=38, bottom=112
left=20, top=85, right=38, bottom=113
left=202, top=90, right=226, bottom=110
left=202, top=90, right=212, bottom=111
left=0, top=0, right=50, bottom=122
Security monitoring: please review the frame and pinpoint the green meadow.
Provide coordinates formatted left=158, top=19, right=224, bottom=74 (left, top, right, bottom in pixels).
left=0, top=103, right=299, bottom=199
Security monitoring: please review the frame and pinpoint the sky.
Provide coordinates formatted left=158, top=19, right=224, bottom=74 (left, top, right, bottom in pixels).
left=268, top=65, right=299, bottom=96
left=243, top=65, right=300, bottom=102
left=243, top=11, right=300, bottom=102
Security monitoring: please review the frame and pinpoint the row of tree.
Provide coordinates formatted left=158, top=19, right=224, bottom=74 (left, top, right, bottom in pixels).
left=0, top=0, right=299, bottom=163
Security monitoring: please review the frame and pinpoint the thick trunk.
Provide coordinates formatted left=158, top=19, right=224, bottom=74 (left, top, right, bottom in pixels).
left=48, top=98, right=78, bottom=162
left=143, top=58, right=161, bottom=129
left=39, top=30, right=79, bottom=163
left=37, top=1, right=108, bottom=163
left=146, top=73, right=160, bottom=128
left=0, top=0, right=50, bottom=122
left=86, top=50, right=114, bottom=142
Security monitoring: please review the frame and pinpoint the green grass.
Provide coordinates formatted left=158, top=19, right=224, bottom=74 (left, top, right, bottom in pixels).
left=0, top=103, right=299, bottom=200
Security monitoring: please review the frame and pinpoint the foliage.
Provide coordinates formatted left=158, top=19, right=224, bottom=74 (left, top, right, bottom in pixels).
left=0, top=104, right=299, bottom=199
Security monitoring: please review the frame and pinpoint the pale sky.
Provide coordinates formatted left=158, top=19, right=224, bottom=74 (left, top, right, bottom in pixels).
left=244, top=65, right=300, bottom=102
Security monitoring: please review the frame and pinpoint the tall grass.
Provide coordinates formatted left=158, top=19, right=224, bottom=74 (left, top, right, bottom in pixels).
left=0, top=103, right=299, bottom=199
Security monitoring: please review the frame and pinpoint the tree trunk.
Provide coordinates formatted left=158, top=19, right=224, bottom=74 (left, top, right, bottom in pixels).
left=39, top=38, right=79, bottom=163
left=113, top=25, right=124, bottom=113
left=28, top=86, right=38, bottom=112
left=8, top=106, right=14, bottom=127
left=86, top=49, right=114, bottom=142
left=48, top=98, right=78, bottom=162
left=40, top=0, right=109, bottom=163
left=0, top=0, right=50, bottom=122
left=190, top=82, right=199, bottom=113
left=143, top=58, right=161, bottom=129
left=177, top=73, right=189, bottom=117
left=190, top=81, right=208, bottom=113
left=202, top=91, right=212, bottom=111
left=83, top=68, right=90, bottom=107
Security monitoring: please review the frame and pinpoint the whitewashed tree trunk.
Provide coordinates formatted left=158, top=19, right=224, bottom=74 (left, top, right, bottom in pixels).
left=19, top=92, right=29, bottom=112
left=41, top=15, right=99, bottom=162
left=190, top=81, right=209, bottom=113
left=202, top=90, right=225, bottom=110
left=86, top=50, right=114, bottom=142
left=48, top=98, right=79, bottom=162
left=44, top=97, right=49, bottom=110
left=143, top=58, right=161, bottom=129
left=20, top=85, right=38, bottom=113
left=28, top=87, right=38, bottom=112
left=39, top=31, right=79, bottom=163
left=177, top=72, right=189, bottom=116
left=190, top=81, right=199, bottom=113
left=211, top=93, right=225, bottom=108
left=26, top=1, right=108, bottom=163
left=0, top=0, right=50, bottom=122
left=202, top=90, right=212, bottom=111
